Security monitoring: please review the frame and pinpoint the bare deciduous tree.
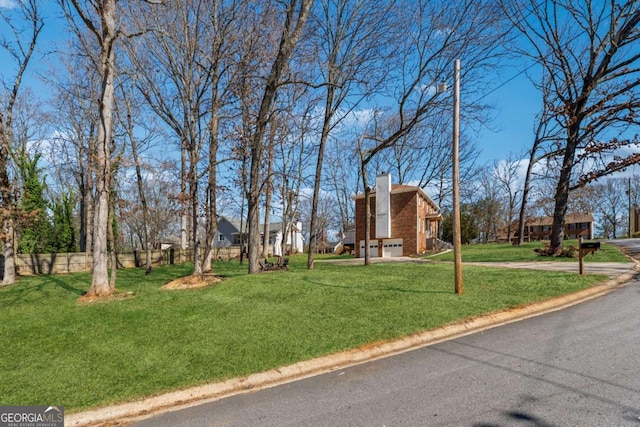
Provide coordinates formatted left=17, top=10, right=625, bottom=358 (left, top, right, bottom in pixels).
left=58, top=0, right=120, bottom=296
left=0, top=0, right=43, bottom=285
left=502, top=0, right=640, bottom=252
left=123, top=0, right=239, bottom=277
left=246, top=0, right=314, bottom=274
left=305, top=0, right=392, bottom=268
left=493, top=154, right=522, bottom=243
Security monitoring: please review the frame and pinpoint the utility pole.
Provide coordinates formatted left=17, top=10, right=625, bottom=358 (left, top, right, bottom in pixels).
left=452, top=59, right=463, bottom=295
left=629, top=177, right=632, bottom=238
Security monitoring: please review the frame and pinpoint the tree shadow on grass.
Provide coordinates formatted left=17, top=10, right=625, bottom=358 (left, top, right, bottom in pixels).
left=43, top=276, right=87, bottom=297
left=302, top=278, right=451, bottom=295
left=0, top=276, right=86, bottom=306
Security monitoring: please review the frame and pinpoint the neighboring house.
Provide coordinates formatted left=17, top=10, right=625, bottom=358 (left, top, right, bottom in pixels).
left=334, top=230, right=355, bottom=254
left=216, top=216, right=304, bottom=254
left=267, top=221, right=304, bottom=254
left=354, top=173, right=441, bottom=258
left=498, top=213, right=595, bottom=242
left=216, top=217, right=246, bottom=247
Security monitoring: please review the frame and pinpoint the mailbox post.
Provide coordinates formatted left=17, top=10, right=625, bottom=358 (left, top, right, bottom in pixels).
left=578, top=237, right=600, bottom=275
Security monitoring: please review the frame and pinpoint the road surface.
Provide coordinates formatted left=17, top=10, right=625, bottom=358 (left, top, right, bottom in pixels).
left=134, top=279, right=640, bottom=426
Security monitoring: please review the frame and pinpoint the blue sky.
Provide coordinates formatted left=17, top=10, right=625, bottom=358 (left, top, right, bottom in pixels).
left=1, top=3, right=541, bottom=168
left=471, top=63, right=541, bottom=166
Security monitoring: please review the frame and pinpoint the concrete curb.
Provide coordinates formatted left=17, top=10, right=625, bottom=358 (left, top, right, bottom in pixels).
left=66, top=264, right=640, bottom=427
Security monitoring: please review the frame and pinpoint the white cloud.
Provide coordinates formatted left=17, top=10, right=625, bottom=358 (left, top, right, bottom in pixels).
left=0, top=0, right=18, bottom=9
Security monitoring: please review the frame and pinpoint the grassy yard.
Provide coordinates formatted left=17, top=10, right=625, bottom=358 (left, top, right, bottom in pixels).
left=429, top=240, right=629, bottom=263
left=0, top=254, right=611, bottom=412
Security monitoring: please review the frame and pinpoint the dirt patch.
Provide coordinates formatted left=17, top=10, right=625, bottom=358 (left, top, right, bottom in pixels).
left=77, top=290, right=136, bottom=305
left=161, top=274, right=222, bottom=290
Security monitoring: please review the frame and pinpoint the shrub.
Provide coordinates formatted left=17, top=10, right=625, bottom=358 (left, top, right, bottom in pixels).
left=533, top=244, right=578, bottom=258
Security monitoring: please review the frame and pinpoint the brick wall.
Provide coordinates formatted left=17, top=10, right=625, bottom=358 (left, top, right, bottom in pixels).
left=391, top=191, right=418, bottom=255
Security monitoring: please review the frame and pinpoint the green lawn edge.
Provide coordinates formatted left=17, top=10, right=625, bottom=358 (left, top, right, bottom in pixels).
left=428, top=240, right=629, bottom=263
left=0, top=253, right=614, bottom=412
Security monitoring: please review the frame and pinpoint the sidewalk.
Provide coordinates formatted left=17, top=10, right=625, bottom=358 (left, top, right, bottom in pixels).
left=67, top=259, right=639, bottom=427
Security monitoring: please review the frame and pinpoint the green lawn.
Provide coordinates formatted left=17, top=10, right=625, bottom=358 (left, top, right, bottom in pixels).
left=429, top=240, right=629, bottom=263
left=0, top=254, right=610, bottom=412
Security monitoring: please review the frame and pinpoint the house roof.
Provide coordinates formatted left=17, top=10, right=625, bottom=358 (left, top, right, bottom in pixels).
left=219, top=216, right=245, bottom=232
left=353, top=184, right=440, bottom=211
left=218, top=216, right=300, bottom=235
left=525, top=213, right=594, bottom=226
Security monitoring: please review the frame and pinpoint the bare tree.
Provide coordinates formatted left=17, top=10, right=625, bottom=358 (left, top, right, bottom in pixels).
left=48, top=58, right=99, bottom=255
left=502, top=0, right=640, bottom=252
left=118, top=85, right=153, bottom=273
left=0, top=0, right=43, bottom=285
left=273, top=87, right=318, bottom=256
left=305, top=0, right=392, bottom=268
left=123, top=0, right=239, bottom=277
left=593, top=179, right=626, bottom=239
left=515, top=75, right=560, bottom=245
left=246, top=0, right=314, bottom=274
left=58, top=0, right=121, bottom=296
left=493, top=154, right=522, bottom=242
left=325, top=136, right=359, bottom=233
left=471, top=167, right=502, bottom=243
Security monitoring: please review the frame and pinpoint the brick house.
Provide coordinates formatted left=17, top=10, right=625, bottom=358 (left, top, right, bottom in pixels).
left=354, top=173, right=441, bottom=258
left=525, top=213, right=594, bottom=240
left=498, top=213, right=595, bottom=242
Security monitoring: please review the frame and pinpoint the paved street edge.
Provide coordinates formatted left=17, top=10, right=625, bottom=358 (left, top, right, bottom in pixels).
left=66, top=264, right=639, bottom=427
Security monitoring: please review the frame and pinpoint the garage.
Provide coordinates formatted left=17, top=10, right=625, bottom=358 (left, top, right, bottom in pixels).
left=382, top=238, right=403, bottom=257
left=359, top=240, right=379, bottom=258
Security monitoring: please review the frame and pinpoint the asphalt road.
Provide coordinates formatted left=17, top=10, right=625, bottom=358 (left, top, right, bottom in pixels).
left=608, top=238, right=640, bottom=260
left=134, top=279, right=640, bottom=427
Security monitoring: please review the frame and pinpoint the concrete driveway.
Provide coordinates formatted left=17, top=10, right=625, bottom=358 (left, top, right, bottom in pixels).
left=463, top=261, right=636, bottom=277
left=319, top=255, right=636, bottom=277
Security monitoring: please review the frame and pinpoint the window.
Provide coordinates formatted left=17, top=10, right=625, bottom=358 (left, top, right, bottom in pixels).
left=580, top=222, right=588, bottom=229
left=569, top=223, right=576, bottom=230
left=218, top=234, right=225, bottom=241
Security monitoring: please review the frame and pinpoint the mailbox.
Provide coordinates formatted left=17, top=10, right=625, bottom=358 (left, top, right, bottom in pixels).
left=578, top=240, right=600, bottom=275
left=579, top=242, right=600, bottom=250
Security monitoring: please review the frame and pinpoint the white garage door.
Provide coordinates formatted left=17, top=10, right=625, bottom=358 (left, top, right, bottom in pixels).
left=359, top=240, right=379, bottom=258
left=382, top=238, right=403, bottom=257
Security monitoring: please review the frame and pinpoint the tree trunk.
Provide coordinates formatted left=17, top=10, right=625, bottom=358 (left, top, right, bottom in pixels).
left=307, top=83, right=335, bottom=269
left=1, top=218, right=16, bottom=285
left=201, top=91, right=219, bottom=274
left=108, top=177, right=117, bottom=290
left=0, top=115, right=16, bottom=285
left=549, top=137, right=579, bottom=251
left=191, top=165, right=202, bottom=277
left=0, top=1, right=41, bottom=285
left=86, top=0, right=117, bottom=297
left=180, top=139, right=188, bottom=251
left=261, top=122, right=275, bottom=259
left=128, top=114, right=152, bottom=273
left=517, top=149, right=537, bottom=245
